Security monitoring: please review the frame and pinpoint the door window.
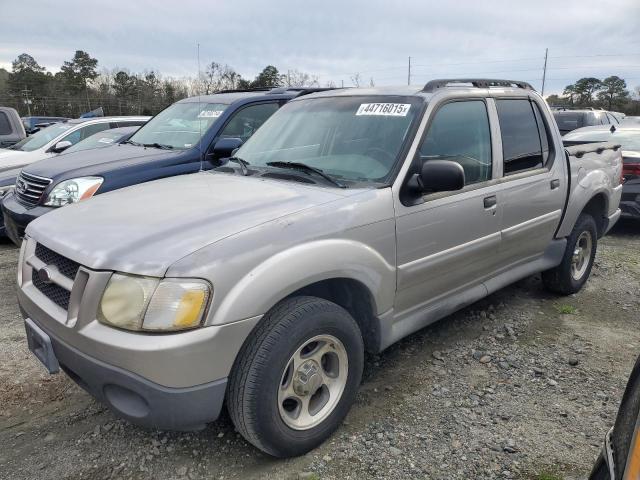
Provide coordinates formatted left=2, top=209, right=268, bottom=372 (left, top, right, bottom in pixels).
left=418, top=100, right=492, bottom=184
left=219, top=103, right=279, bottom=142
left=496, top=99, right=546, bottom=175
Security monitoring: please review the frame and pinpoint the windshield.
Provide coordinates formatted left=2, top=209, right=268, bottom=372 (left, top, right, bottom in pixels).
left=10, top=122, right=75, bottom=152
left=564, top=129, right=640, bottom=151
left=234, top=96, right=422, bottom=183
left=63, top=129, right=128, bottom=154
left=129, top=102, right=228, bottom=150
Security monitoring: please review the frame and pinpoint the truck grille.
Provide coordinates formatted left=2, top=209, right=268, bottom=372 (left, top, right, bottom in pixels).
left=35, top=243, right=81, bottom=280
left=15, top=171, right=52, bottom=207
left=32, top=269, right=71, bottom=310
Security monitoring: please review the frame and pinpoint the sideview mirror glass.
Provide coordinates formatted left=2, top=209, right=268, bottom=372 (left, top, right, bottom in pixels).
left=209, top=137, right=243, bottom=164
left=52, top=140, right=72, bottom=153
left=409, top=159, right=465, bottom=193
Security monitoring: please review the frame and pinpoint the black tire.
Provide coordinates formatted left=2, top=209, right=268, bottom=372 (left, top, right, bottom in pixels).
left=227, top=296, right=364, bottom=457
left=611, top=355, right=640, bottom=476
left=542, top=213, right=598, bottom=295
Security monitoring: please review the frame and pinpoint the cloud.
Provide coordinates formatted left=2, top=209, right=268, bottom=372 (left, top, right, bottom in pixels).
left=1, top=0, right=639, bottom=94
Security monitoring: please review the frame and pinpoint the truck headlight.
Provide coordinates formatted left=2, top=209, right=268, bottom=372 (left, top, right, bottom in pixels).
left=0, top=185, right=14, bottom=199
left=44, top=177, right=103, bottom=207
left=97, top=274, right=211, bottom=332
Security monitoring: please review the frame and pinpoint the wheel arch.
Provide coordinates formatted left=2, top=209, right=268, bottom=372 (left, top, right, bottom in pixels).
left=210, top=239, right=395, bottom=354
left=557, top=189, right=610, bottom=239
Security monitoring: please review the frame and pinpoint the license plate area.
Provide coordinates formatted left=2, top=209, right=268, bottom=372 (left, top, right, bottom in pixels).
left=24, top=318, right=60, bottom=374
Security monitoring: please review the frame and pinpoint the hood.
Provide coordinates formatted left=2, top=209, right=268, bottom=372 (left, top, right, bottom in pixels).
left=23, top=144, right=180, bottom=179
left=0, top=166, right=22, bottom=186
left=27, top=172, right=357, bottom=276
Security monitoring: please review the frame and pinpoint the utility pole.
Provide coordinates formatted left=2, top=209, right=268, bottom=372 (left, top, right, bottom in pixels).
left=408, top=56, right=411, bottom=85
left=541, top=48, right=548, bottom=96
left=21, top=87, right=32, bottom=116
left=341, top=79, right=344, bottom=88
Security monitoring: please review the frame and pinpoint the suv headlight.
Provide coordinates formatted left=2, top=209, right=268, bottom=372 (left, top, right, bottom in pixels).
left=44, top=177, right=103, bottom=207
left=0, top=185, right=14, bottom=199
left=97, top=273, right=211, bottom=332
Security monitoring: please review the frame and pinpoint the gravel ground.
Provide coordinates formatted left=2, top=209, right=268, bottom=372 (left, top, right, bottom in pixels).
left=0, top=221, right=639, bottom=480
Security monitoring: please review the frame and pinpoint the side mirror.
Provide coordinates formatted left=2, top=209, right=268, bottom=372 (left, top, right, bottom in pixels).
left=208, top=137, right=243, bottom=165
left=408, top=159, right=465, bottom=193
left=51, top=140, right=72, bottom=153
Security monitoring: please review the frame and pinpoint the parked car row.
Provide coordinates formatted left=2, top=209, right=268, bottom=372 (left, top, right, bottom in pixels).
left=7, top=78, right=624, bottom=457
left=0, top=87, right=328, bottom=241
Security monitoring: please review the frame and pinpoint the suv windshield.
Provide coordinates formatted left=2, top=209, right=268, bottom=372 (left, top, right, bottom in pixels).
left=564, top=129, right=640, bottom=151
left=63, top=129, right=128, bottom=154
left=235, top=96, right=422, bottom=183
left=129, top=102, right=228, bottom=150
left=9, top=122, right=76, bottom=152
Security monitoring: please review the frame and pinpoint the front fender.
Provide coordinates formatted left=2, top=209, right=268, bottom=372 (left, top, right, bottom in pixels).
left=210, top=239, right=396, bottom=325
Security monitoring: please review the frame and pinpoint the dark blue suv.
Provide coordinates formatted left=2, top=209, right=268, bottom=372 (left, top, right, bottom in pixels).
left=2, top=87, right=329, bottom=244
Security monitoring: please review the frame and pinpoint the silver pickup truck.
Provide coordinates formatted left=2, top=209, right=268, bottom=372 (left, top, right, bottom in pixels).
left=17, top=79, right=622, bottom=457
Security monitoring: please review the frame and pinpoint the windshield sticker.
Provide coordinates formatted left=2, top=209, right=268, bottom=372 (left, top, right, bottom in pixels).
left=197, top=110, right=224, bottom=118
left=97, top=137, right=115, bottom=144
left=356, top=103, right=411, bottom=116
left=184, top=143, right=193, bottom=148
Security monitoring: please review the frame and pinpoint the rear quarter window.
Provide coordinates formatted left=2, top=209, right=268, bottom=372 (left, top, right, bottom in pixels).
left=496, top=99, right=545, bottom=175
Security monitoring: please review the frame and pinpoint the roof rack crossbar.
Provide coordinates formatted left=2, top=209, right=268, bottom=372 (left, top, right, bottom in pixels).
left=422, top=78, right=535, bottom=93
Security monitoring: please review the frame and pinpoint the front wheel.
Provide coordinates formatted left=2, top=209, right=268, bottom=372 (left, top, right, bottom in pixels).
left=542, top=213, right=598, bottom=295
left=227, top=296, right=364, bottom=457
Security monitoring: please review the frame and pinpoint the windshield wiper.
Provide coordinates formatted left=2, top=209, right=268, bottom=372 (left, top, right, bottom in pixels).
left=227, top=156, right=250, bottom=176
left=144, top=142, right=174, bottom=150
left=122, top=140, right=144, bottom=147
left=266, top=161, right=346, bottom=188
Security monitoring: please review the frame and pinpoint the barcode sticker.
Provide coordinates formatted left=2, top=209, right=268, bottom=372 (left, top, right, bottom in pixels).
left=197, top=110, right=224, bottom=118
left=356, top=103, right=411, bottom=116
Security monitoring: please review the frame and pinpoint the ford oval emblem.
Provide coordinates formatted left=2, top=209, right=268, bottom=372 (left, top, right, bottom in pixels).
left=38, top=267, right=53, bottom=284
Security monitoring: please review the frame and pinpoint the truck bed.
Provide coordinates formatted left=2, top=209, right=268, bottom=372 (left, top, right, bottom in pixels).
left=556, top=141, right=623, bottom=238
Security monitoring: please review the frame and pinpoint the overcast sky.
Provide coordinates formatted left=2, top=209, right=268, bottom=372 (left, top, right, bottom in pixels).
left=1, top=0, right=639, bottom=96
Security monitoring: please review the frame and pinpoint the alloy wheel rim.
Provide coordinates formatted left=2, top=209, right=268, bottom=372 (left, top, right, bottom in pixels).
left=571, top=231, right=593, bottom=281
left=278, top=334, right=348, bottom=430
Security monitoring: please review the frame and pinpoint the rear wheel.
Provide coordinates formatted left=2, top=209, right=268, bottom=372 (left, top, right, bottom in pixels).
left=227, top=296, right=364, bottom=457
left=542, top=213, right=597, bottom=295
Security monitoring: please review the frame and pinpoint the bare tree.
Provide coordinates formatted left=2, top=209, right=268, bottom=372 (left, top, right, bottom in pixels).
left=283, top=69, right=320, bottom=87
left=351, top=73, right=362, bottom=88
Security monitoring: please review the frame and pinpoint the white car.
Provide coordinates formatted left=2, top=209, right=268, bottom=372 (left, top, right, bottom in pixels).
left=0, top=116, right=150, bottom=170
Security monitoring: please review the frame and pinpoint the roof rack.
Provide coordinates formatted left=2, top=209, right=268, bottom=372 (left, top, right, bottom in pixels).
left=267, top=86, right=339, bottom=97
left=216, top=87, right=273, bottom=94
left=422, top=78, right=535, bottom=93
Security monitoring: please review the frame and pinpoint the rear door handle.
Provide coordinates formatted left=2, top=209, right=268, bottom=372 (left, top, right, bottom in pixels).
left=483, top=195, right=497, bottom=209
left=550, top=179, right=560, bottom=190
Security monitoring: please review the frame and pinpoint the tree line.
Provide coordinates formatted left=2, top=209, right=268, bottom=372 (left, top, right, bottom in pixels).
left=0, top=51, right=321, bottom=117
left=546, top=76, right=639, bottom=114
left=1, top=50, right=639, bottom=118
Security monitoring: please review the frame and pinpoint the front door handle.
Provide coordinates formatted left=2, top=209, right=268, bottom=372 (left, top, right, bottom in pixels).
left=550, top=179, right=560, bottom=190
left=483, top=195, right=497, bottom=209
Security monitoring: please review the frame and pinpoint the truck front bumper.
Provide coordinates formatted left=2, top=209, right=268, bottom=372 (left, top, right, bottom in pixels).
left=24, top=316, right=226, bottom=430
